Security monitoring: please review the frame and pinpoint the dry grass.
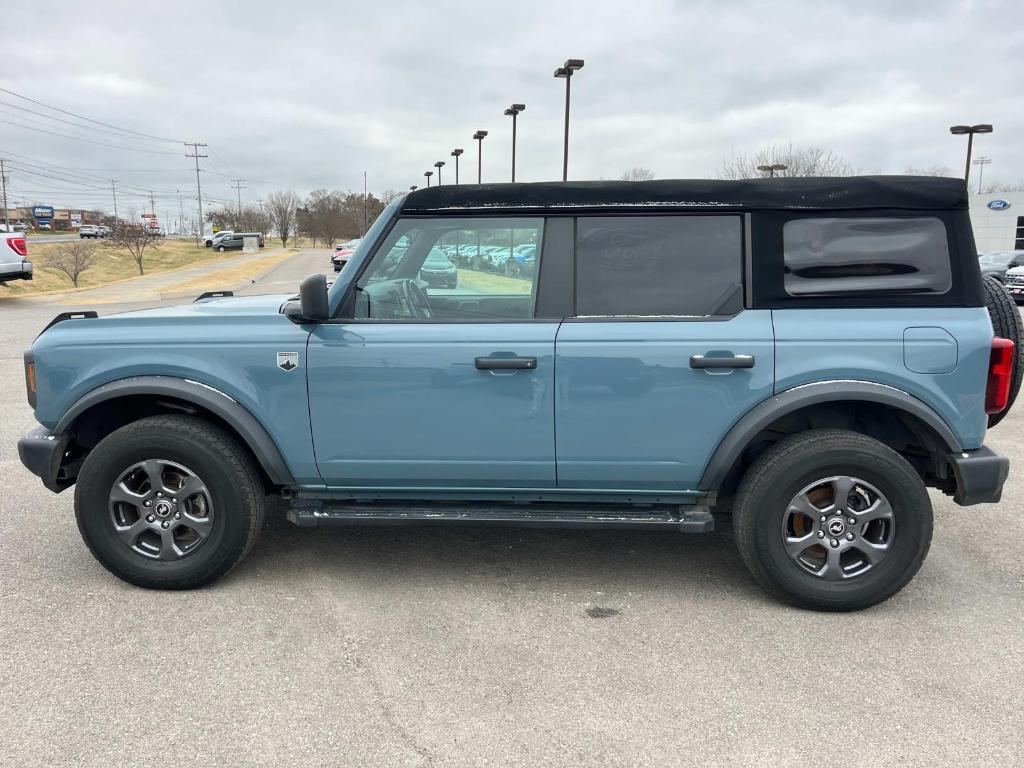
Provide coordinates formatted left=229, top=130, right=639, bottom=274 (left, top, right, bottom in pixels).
left=0, top=239, right=255, bottom=297
left=165, top=250, right=296, bottom=294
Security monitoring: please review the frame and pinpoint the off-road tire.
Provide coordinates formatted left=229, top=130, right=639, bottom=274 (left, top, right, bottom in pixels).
left=733, top=429, right=932, bottom=611
left=983, top=275, right=1024, bottom=427
left=75, top=415, right=265, bottom=589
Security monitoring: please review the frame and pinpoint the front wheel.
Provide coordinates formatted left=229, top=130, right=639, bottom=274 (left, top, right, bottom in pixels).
left=74, top=415, right=266, bottom=589
left=732, top=429, right=932, bottom=611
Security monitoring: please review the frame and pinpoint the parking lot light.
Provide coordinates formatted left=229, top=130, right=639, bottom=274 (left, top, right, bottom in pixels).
left=424, top=170, right=433, bottom=187
left=434, top=161, right=445, bottom=186
left=554, top=59, right=584, bottom=181
left=473, top=131, right=488, bottom=183
left=504, top=104, right=526, bottom=182
left=451, top=148, right=464, bottom=184
left=409, top=185, right=418, bottom=191
left=756, top=163, right=787, bottom=178
left=950, top=124, right=993, bottom=184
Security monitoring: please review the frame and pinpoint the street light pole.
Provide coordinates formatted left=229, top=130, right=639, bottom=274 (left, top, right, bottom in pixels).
left=451, top=148, right=463, bottom=184
left=434, top=160, right=445, bottom=186
left=756, top=163, right=787, bottom=178
left=504, top=104, right=526, bottom=182
left=424, top=170, right=433, bottom=187
left=949, top=124, right=993, bottom=185
left=473, top=131, right=488, bottom=183
left=972, top=156, right=991, bottom=194
left=409, top=185, right=418, bottom=191
left=553, top=59, right=584, bottom=181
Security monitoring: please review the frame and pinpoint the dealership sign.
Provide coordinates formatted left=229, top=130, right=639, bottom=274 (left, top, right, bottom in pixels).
left=987, top=199, right=1011, bottom=211
left=32, top=205, right=55, bottom=218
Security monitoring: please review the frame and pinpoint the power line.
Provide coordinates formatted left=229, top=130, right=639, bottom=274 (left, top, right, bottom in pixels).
left=0, top=116, right=183, bottom=155
left=185, top=142, right=208, bottom=246
left=0, top=86, right=184, bottom=143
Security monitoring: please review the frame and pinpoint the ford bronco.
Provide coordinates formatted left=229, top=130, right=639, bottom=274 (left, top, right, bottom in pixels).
left=18, top=177, right=1019, bottom=610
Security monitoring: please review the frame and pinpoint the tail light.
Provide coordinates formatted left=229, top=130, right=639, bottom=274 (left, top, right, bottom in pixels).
left=6, top=237, right=28, bottom=257
left=985, top=337, right=1015, bottom=415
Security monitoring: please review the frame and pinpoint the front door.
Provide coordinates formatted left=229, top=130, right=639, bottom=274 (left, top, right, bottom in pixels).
left=555, top=214, right=775, bottom=490
left=307, top=216, right=558, bottom=488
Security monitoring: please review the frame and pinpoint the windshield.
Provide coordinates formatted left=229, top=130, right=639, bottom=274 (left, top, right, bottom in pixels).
left=979, top=252, right=1017, bottom=266
left=327, top=198, right=403, bottom=308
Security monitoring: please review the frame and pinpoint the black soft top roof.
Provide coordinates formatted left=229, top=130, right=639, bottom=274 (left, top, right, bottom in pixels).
left=401, top=175, right=968, bottom=214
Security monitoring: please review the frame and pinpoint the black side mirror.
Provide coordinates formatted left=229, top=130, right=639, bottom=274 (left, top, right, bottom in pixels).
left=298, top=273, right=329, bottom=321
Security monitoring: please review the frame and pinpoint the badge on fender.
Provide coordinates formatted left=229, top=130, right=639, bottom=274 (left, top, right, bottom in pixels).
left=277, top=352, right=299, bottom=371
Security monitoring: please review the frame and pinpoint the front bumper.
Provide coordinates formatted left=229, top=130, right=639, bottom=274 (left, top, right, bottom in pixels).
left=949, top=446, right=1009, bottom=505
left=17, top=426, right=72, bottom=493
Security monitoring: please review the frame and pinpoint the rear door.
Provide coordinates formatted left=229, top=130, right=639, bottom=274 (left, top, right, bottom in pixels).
left=555, top=214, right=774, bottom=490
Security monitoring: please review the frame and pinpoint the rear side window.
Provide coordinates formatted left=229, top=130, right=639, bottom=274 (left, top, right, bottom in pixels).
left=575, top=215, right=742, bottom=316
left=784, top=217, right=951, bottom=296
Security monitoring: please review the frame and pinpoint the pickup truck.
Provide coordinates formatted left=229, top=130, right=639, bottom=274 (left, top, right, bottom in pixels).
left=0, top=232, right=32, bottom=282
left=16, top=177, right=1017, bottom=610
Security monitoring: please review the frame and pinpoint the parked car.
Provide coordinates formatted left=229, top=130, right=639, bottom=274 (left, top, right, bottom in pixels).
left=418, top=248, right=458, bottom=288
left=977, top=250, right=1024, bottom=282
left=79, top=225, right=102, bottom=239
left=0, top=232, right=32, bottom=282
left=331, top=246, right=354, bottom=272
left=1002, top=263, right=1024, bottom=302
left=212, top=232, right=264, bottom=252
left=98, top=225, right=111, bottom=238
left=204, top=230, right=233, bottom=248
left=17, top=177, right=1017, bottom=612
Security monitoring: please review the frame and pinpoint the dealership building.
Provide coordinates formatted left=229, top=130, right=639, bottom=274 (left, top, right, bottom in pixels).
left=970, top=191, right=1024, bottom=253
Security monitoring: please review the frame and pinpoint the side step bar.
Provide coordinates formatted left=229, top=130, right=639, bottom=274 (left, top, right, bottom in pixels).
left=286, top=501, right=714, bottom=533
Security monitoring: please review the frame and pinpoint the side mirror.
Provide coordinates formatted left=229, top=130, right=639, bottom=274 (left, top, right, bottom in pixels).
left=298, top=273, right=329, bottom=321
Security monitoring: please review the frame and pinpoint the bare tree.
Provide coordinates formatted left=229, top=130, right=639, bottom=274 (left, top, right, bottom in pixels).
left=381, top=188, right=403, bottom=204
left=620, top=167, right=655, bottom=181
left=266, top=190, right=300, bottom=248
left=44, top=241, right=97, bottom=287
left=719, top=145, right=853, bottom=179
left=305, top=189, right=347, bottom=247
left=982, top=180, right=1024, bottom=193
left=107, top=224, right=159, bottom=275
left=904, top=165, right=954, bottom=177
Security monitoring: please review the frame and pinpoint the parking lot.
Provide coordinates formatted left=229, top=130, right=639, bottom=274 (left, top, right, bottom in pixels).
left=1, top=248, right=1021, bottom=767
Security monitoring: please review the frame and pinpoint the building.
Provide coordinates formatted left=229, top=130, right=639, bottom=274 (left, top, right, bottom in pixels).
left=969, top=191, right=1024, bottom=253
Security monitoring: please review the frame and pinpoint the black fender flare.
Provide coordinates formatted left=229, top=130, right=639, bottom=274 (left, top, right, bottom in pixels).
left=55, top=376, right=295, bottom=486
left=697, top=380, right=963, bottom=491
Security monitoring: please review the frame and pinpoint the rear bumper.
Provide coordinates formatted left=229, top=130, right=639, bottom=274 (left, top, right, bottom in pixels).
left=17, top=426, right=71, bottom=493
left=0, top=259, right=32, bottom=280
left=949, top=446, right=1009, bottom=506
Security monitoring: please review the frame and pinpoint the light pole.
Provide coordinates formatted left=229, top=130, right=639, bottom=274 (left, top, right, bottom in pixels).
left=434, top=160, right=445, bottom=186
left=409, top=185, right=418, bottom=191
left=756, top=163, right=787, bottom=178
left=972, top=156, right=991, bottom=194
left=424, top=171, right=433, bottom=187
left=473, top=131, right=488, bottom=183
left=451, top=148, right=463, bottom=184
left=553, top=58, right=584, bottom=181
left=950, top=124, right=993, bottom=185
left=504, top=103, right=526, bottom=182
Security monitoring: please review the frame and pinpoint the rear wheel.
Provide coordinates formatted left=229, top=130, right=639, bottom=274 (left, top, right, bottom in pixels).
left=74, top=415, right=265, bottom=589
left=983, top=275, right=1024, bottom=426
left=733, top=429, right=932, bottom=611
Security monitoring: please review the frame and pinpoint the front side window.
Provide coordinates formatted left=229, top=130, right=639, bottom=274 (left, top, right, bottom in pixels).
left=784, top=217, right=951, bottom=296
left=575, top=215, right=743, bottom=317
left=353, top=217, right=544, bottom=321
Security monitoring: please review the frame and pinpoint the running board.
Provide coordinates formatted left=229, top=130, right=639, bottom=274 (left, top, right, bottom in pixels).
left=286, top=501, right=714, bottom=533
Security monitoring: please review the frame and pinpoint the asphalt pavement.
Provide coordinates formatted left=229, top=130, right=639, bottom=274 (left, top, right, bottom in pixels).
left=0, top=249, right=1021, bottom=767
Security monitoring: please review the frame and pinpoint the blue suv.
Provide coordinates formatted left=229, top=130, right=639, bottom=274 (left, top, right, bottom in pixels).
left=17, top=177, right=1018, bottom=610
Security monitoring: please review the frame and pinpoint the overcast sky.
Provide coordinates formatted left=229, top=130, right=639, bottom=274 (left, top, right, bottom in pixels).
left=1, top=0, right=1021, bottom=215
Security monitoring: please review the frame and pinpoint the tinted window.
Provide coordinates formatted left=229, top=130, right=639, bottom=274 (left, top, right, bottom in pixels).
left=575, top=216, right=743, bottom=317
left=784, top=217, right=951, bottom=296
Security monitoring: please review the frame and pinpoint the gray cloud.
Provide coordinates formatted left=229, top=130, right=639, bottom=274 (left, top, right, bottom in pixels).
left=1, top=0, right=1021, bottom=215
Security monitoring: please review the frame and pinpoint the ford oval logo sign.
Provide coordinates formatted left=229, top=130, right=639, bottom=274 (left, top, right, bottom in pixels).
left=987, top=199, right=1011, bottom=211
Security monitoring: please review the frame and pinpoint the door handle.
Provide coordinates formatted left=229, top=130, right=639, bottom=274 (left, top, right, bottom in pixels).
left=475, top=356, right=538, bottom=370
left=689, top=354, right=755, bottom=369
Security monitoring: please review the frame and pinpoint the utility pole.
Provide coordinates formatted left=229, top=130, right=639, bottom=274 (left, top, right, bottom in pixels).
left=363, top=171, right=368, bottom=235
left=972, top=156, right=992, bottom=194
left=0, top=158, right=9, bottom=231
left=177, top=190, right=185, bottom=235
left=110, top=180, right=119, bottom=223
left=231, top=179, right=246, bottom=217
left=185, top=142, right=208, bottom=246
left=148, top=191, right=156, bottom=215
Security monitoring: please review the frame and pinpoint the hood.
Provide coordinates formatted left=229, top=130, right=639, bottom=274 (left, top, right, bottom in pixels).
left=106, top=293, right=293, bottom=320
